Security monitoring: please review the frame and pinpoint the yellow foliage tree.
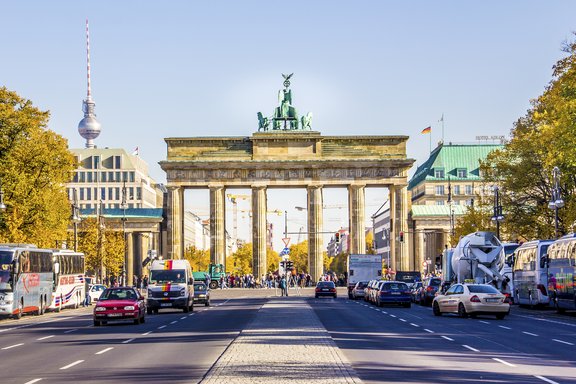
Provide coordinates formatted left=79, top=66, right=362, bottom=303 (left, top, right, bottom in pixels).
left=183, top=245, right=210, bottom=272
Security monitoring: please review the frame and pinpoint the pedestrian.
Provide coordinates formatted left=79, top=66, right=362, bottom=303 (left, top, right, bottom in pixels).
left=280, top=275, right=288, bottom=296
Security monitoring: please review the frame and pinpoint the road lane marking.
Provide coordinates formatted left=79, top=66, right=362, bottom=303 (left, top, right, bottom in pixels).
left=24, top=379, right=42, bottom=384
left=170, top=321, right=177, bottom=324
left=493, top=358, right=515, bottom=367
left=95, top=347, right=114, bottom=355
left=410, top=323, right=420, bottom=327
left=523, top=331, right=539, bottom=337
left=158, top=325, right=166, bottom=329
left=424, top=329, right=434, bottom=333
left=37, top=335, right=55, bottom=341
left=59, top=360, right=84, bottom=370
left=142, top=331, right=152, bottom=336
left=180, top=316, right=187, bottom=320
left=498, top=325, right=511, bottom=330
left=479, top=321, right=490, bottom=324
left=399, top=319, right=407, bottom=322
left=64, top=329, right=78, bottom=334
left=122, top=338, right=135, bottom=344
left=382, top=311, right=387, bottom=314
left=188, top=314, right=194, bottom=317
left=463, top=345, right=479, bottom=352
left=535, top=375, right=560, bottom=384
left=441, top=336, right=454, bottom=341
left=552, top=339, right=574, bottom=346
left=390, top=315, right=396, bottom=318
left=2, top=343, right=24, bottom=350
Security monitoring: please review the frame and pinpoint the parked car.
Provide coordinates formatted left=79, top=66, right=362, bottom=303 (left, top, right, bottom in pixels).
left=88, top=284, right=107, bottom=303
left=315, top=281, right=337, bottom=298
left=419, top=277, right=442, bottom=306
left=351, top=281, right=368, bottom=300
left=364, top=280, right=377, bottom=302
left=375, top=281, right=411, bottom=307
left=432, top=283, right=510, bottom=319
left=193, top=281, right=211, bottom=306
left=411, top=281, right=423, bottom=303
left=93, top=287, right=146, bottom=326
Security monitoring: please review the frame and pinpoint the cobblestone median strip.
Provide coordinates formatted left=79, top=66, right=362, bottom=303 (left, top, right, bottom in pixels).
left=201, top=299, right=361, bottom=384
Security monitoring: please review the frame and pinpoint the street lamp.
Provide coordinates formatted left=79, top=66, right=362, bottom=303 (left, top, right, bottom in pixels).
left=548, top=166, right=564, bottom=239
left=0, top=178, right=6, bottom=212
left=491, top=186, right=504, bottom=239
left=71, top=188, right=81, bottom=251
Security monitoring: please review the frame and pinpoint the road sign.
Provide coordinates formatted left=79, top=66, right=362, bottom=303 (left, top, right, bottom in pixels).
left=422, top=261, right=427, bottom=267
left=280, top=247, right=290, bottom=256
left=282, top=237, right=291, bottom=247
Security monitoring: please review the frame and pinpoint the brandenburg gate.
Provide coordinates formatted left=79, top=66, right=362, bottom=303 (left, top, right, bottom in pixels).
left=160, top=75, right=414, bottom=282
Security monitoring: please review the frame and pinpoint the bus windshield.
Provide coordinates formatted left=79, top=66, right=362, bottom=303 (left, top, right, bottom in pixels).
left=0, top=251, right=14, bottom=289
left=150, top=269, right=186, bottom=284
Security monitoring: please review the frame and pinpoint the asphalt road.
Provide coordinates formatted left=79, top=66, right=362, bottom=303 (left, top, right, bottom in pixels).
left=1, top=288, right=575, bottom=384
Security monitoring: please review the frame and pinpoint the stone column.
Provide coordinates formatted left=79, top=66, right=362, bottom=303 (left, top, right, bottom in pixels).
left=307, top=185, right=323, bottom=283
left=394, top=185, right=410, bottom=271
left=388, top=186, right=397, bottom=272
left=348, top=184, right=366, bottom=254
left=126, top=232, right=134, bottom=285
left=209, top=185, right=226, bottom=266
left=417, top=228, right=426, bottom=274
left=252, top=185, right=267, bottom=279
left=167, top=186, right=184, bottom=260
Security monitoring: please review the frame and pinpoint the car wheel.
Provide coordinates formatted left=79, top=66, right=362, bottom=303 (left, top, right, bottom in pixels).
left=433, top=302, right=442, bottom=316
left=153, top=309, right=159, bottom=314
left=147, top=308, right=152, bottom=315
left=94, top=320, right=101, bottom=326
left=334, top=295, right=337, bottom=299
left=458, top=303, right=468, bottom=318
left=315, top=295, right=318, bottom=298
left=404, top=302, right=411, bottom=308
left=183, top=303, right=190, bottom=313
left=495, top=313, right=506, bottom=320
left=134, top=318, right=140, bottom=325
left=205, top=301, right=210, bottom=307
left=209, top=281, right=218, bottom=290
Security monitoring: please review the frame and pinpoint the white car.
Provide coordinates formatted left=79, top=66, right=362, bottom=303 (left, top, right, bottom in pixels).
left=432, top=283, right=510, bottom=319
left=88, top=284, right=107, bottom=303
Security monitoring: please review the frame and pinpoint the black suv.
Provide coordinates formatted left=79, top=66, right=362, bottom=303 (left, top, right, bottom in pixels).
left=419, top=277, right=442, bottom=306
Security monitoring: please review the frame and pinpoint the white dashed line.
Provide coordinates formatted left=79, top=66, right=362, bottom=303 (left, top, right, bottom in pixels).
left=95, top=347, right=114, bottom=355
left=390, top=315, right=396, bottom=318
left=479, top=320, right=490, bottom=324
left=2, top=343, right=24, bottom=350
left=157, top=325, right=166, bottom=329
left=424, top=329, right=434, bottom=333
left=24, top=379, right=43, bottom=384
left=382, top=311, right=388, bottom=314
left=180, top=316, right=187, bottom=320
left=59, top=360, right=84, bottom=370
left=441, top=336, right=454, bottom=341
left=523, top=331, right=538, bottom=337
left=142, top=331, right=152, bottom=336
left=534, top=375, right=560, bottom=384
left=552, top=339, right=574, bottom=346
left=37, top=335, right=55, bottom=341
left=493, top=358, right=516, bottom=367
left=122, top=338, right=135, bottom=344
left=64, top=329, right=78, bottom=334
left=462, top=345, right=479, bottom=352
left=410, top=323, right=420, bottom=327
left=170, top=321, right=178, bottom=324
left=498, top=325, right=511, bottom=330
left=399, top=318, right=407, bottom=322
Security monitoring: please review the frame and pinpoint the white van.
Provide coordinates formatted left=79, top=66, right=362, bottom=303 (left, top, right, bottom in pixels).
left=146, top=259, right=194, bottom=314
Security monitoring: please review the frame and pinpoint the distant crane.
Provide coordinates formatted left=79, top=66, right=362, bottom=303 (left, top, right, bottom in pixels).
left=227, top=194, right=250, bottom=247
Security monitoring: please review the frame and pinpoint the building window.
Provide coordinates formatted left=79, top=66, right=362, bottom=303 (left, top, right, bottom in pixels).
left=436, top=200, right=445, bottom=205
left=108, top=171, right=114, bottom=182
left=101, top=187, right=106, bottom=200
left=114, top=156, right=121, bottom=169
left=434, top=169, right=445, bottom=179
left=93, top=155, right=100, bottom=170
left=108, top=187, right=113, bottom=200
left=453, top=185, right=461, bottom=195
left=457, top=169, right=467, bottom=178
left=101, top=172, right=107, bottom=182
left=115, top=187, right=120, bottom=200
left=435, top=185, right=445, bottom=195
left=115, top=172, right=121, bottom=182
left=136, top=187, right=142, bottom=200
left=129, top=187, right=134, bottom=200
left=79, top=172, right=85, bottom=182
left=73, top=173, right=78, bottom=183
left=86, top=188, right=91, bottom=201
left=465, top=185, right=473, bottom=195
left=80, top=188, right=85, bottom=200
left=130, top=172, right=135, bottom=182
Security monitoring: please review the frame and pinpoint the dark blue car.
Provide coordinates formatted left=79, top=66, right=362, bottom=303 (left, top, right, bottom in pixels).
left=376, top=281, right=411, bottom=308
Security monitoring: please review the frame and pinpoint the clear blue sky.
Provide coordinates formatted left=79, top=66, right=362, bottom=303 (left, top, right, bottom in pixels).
left=2, top=1, right=575, bottom=252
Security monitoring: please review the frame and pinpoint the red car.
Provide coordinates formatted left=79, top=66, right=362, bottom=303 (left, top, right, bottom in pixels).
left=93, top=287, right=146, bottom=326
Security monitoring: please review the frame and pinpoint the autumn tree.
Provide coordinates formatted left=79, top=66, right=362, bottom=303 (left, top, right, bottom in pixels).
left=184, top=245, right=210, bottom=272
left=77, top=217, right=124, bottom=277
left=289, top=240, right=309, bottom=273
left=266, top=248, right=280, bottom=273
left=226, top=242, right=253, bottom=275
left=0, top=87, right=76, bottom=247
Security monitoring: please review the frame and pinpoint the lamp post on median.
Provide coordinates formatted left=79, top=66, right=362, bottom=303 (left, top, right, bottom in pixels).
left=491, top=186, right=504, bottom=240
left=548, top=166, right=564, bottom=239
left=0, top=178, right=6, bottom=212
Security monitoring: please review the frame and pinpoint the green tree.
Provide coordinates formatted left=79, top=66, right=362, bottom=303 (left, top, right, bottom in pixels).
left=77, top=217, right=124, bottom=277
left=365, top=231, right=375, bottom=254
left=226, top=242, right=253, bottom=275
left=184, top=245, right=210, bottom=272
left=0, top=87, right=76, bottom=247
left=289, top=240, right=309, bottom=273
left=266, top=247, right=280, bottom=273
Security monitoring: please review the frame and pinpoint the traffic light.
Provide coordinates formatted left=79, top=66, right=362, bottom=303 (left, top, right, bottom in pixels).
left=399, top=231, right=404, bottom=243
left=335, top=232, right=340, bottom=244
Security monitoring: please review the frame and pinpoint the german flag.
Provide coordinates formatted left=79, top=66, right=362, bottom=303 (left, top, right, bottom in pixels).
left=421, top=126, right=431, bottom=134
left=162, top=283, right=171, bottom=292
left=164, top=260, right=173, bottom=270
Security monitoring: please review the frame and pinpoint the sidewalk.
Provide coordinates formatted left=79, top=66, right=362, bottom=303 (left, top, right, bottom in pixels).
left=200, top=297, right=361, bottom=384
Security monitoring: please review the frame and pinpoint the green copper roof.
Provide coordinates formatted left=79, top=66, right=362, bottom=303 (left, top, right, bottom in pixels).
left=411, top=204, right=468, bottom=217
left=408, top=143, right=502, bottom=190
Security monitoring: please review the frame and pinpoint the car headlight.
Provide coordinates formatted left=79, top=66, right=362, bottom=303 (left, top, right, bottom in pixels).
left=124, top=305, right=135, bottom=310
left=95, top=306, right=107, bottom=311
left=180, top=288, right=186, bottom=296
left=148, top=289, right=153, bottom=296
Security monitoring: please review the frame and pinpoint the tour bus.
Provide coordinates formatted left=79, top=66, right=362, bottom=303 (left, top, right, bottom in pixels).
left=49, top=250, right=86, bottom=311
left=499, top=243, right=519, bottom=299
left=512, top=240, right=553, bottom=307
left=0, top=244, right=54, bottom=318
left=546, top=233, right=576, bottom=312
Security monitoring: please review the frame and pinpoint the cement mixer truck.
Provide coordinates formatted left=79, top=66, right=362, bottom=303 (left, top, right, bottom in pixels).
left=449, top=231, right=505, bottom=289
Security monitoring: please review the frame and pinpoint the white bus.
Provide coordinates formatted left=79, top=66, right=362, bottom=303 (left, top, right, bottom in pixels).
left=512, top=240, right=553, bottom=307
left=546, top=234, right=576, bottom=312
left=49, top=250, right=85, bottom=311
left=0, top=245, right=54, bottom=318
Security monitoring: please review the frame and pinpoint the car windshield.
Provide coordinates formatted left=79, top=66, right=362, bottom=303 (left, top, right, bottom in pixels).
left=383, top=283, right=408, bottom=290
left=92, top=285, right=106, bottom=292
left=99, top=288, right=137, bottom=301
left=355, top=282, right=368, bottom=288
left=317, top=282, right=335, bottom=288
left=429, top=279, right=441, bottom=287
left=150, top=269, right=186, bottom=284
left=194, top=284, right=206, bottom=291
left=467, top=285, right=500, bottom=294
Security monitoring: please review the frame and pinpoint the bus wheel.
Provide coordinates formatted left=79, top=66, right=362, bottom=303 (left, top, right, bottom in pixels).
left=56, top=296, right=63, bottom=312
left=38, top=297, right=44, bottom=316
left=528, top=292, right=534, bottom=309
left=14, top=300, right=23, bottom=319
left=74, top=293, right=79, bottom=309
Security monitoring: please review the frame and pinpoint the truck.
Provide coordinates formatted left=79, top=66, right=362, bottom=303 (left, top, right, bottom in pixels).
left=192, top=263, right=225, bottom=289
left=450, top=231, right=505, bottom=288
left=347, top=254, right=383, bottom=299
left=146, top=259, right=194, bottom=314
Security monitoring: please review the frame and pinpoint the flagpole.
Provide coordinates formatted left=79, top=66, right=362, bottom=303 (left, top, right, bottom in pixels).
left=429, top=132, right=432, bottom=153
left=441, top=113, right=445, bottom=144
